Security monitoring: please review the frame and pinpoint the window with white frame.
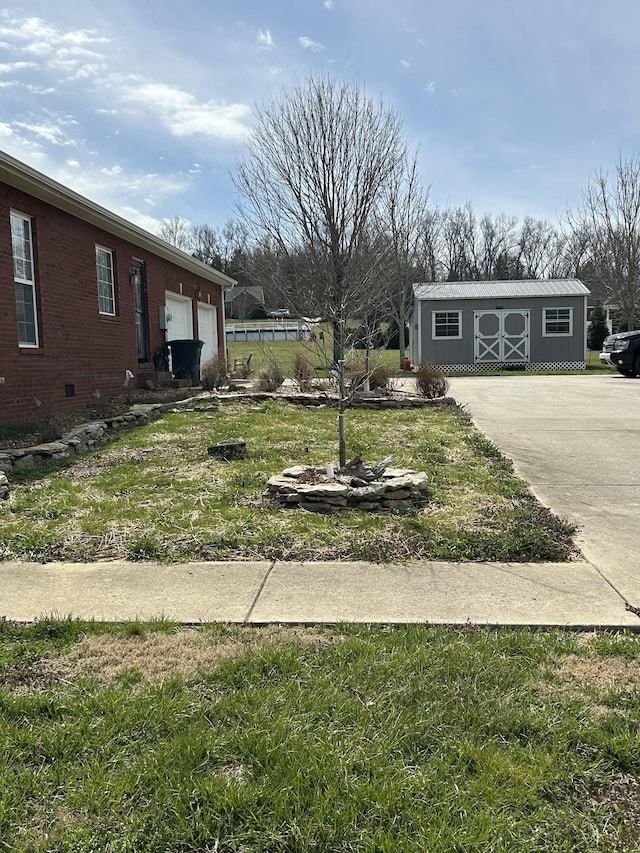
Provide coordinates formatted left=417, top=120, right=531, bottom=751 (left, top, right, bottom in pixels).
left=432, top=310, right=462, bottom=339
left=96, top=246, right=116, bottom=315
left=10, top=210, right=39, bottom=347
left=543, top=307, right=572, bottom=336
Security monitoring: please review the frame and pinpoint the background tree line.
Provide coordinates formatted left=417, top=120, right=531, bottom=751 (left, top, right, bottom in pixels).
left=158, top=76, right=640, bottom=344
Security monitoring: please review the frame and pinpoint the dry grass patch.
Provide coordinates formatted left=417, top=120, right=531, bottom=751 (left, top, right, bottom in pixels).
left=61, top=444, right=185, bottom=481
left=554, top=653, right=640, bottom=692
left=9, top=626, right=336, bottom=691
left=539, top=645, right=640, bottom=719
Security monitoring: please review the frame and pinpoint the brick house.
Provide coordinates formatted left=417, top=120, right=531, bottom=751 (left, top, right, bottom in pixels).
left=1, top=150, right=235, bottom=423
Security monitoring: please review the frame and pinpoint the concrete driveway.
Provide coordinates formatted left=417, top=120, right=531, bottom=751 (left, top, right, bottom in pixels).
left=449, top=373, right=640, bottom=608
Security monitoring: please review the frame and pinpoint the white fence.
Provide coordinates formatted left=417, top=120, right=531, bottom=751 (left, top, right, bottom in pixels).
left=225, top=320, right=312, bottom=343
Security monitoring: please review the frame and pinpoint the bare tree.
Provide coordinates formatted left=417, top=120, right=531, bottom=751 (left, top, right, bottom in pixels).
left=441, top=203, right=477, bottom=281
left=157, top=216, right=193, bottom=253
left=190, top=223, right=222, bottom=267
left=569, top=155, right=640, bottom=329
left=234, top=75, right=407, bottom=465
left=477, top=213, right=518, bottom=279
left=380, top=151, right=430, bottom=369
left=515, top=217, right=557, bottom=279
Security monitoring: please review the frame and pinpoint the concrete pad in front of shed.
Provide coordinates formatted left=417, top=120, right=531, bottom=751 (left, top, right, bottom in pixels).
left=0, top=561, right=271, bottom=623
left=250, top=560, right=639, bottom=628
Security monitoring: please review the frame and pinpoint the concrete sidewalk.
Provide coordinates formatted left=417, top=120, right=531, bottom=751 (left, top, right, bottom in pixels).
left=1, top=558, right=639, bottom=628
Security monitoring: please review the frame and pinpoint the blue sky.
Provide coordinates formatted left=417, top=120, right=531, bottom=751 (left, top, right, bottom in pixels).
left=1, top=0, right=639, bottom=236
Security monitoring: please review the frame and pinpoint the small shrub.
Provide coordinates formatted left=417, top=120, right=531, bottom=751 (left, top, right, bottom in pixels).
left=346, top=362, right=389, bottom=393
left=415, top=363, right=449, bottom=398
left=293, top=352, right=313, bottom=390
left=201, top=356, right=227, bottom=391
left=369, top=364, right=390, bottom=391
left=257, top=361, right=285, bottom=392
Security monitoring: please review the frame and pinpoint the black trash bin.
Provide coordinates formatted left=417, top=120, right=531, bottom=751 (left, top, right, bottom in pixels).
left=167, top=339, right=204, bottom=386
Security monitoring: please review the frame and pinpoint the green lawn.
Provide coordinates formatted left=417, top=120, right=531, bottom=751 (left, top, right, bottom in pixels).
left=225, top=337, right=611, bottom=379
left=1, top=400, right=576, bottom=563
left=1, top=620, right=639, bottom=851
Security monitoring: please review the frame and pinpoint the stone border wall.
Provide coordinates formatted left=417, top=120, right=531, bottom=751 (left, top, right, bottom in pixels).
left=207, top=391, right=454, bottom=410
left=0, top=403, right=167, bottom=500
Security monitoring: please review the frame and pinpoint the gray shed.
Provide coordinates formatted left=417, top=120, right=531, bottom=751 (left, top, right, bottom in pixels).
left=410, top=279, right=590, bottom=372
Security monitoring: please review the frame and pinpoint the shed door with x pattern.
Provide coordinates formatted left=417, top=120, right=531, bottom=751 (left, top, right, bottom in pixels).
left=474, top=310, right=530, bottom=363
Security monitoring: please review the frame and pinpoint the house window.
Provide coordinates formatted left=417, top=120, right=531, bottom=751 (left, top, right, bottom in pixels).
left=96, top=245, right=116, bottom=315
left=543, top=307, right=572, bottom=336
left=432, top=310, right=462, bottom=339
left=10, top=210, right=39, bottom=347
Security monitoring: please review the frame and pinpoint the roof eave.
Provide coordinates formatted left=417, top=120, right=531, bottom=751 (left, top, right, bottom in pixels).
left=0, top=149, right=237, bottom=289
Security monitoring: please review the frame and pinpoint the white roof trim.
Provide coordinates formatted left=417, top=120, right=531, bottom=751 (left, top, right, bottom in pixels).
left=0, top=148, right=236, bottom=289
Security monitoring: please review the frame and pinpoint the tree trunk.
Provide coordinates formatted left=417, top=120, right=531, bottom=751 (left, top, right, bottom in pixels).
left=364, top=341, right=371, bottom=393
left=398, top=297, right=406, bottom=369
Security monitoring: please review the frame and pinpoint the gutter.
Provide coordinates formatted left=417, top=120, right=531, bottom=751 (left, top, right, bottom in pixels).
left=0, top=148, right=236, bottom=290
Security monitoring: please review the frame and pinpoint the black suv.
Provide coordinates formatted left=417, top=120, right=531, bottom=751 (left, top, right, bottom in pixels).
left=600, top=331, right=640, bottom=376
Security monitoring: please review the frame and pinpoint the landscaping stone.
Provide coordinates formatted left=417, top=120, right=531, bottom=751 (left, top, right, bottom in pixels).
left=208, top=440, right=247, bottom=460
left=0, top=403, right=169, bottom=498
left=263, top=464, right=429, bottom=513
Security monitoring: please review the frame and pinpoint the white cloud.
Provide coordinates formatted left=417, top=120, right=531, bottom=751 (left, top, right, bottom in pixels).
left=400, top=59, right=410, bottom=68
left=0, top=60, right=36, bottom=74
left=258, top=29, right=273, bottom=48
left=324, top=1, right=334, bottom=8
left=0, top=14, right=109, bottom=79
left=0, top=15, right=109, bottom=52
left=120, top=82, right=251, bottom=141
left=299, top=36, right=324, bottom=52
left=13, top=119, right=77, bottom=146
left=119, top=207, right=164, bottom=233
left=48, top=163, right=189, bottom=225
left=425, top=81, right=436, bottom=95
left=66, top=158, right=79, bottom=167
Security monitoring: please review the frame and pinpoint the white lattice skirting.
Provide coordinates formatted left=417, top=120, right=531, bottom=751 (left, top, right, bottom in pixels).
left=434, top=362, right=587, bottom=373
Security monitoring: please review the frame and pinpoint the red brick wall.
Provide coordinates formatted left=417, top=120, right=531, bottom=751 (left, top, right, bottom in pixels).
left=0, top=184, right=225, bottom=423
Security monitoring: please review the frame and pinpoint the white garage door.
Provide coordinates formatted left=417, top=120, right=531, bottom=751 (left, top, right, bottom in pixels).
left=197, top=303, right=218, bottom=366
left=165, top=293, right=193, bottom=342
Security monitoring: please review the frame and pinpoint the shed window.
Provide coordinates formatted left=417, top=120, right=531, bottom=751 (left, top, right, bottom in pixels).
left=432, top=310, right=462, bottom=339
left=543, top=307, right=572, bottom=336
left=96, top=246, right=116, bottom=315
left=11, top=211, right=39, bottom=347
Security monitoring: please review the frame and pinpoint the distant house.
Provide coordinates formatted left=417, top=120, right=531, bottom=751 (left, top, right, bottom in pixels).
left=1, top=150, right=235, bottom=423
left=410, top=279, right=590, bottom=371
left=224, top=285, right=266, bottom=319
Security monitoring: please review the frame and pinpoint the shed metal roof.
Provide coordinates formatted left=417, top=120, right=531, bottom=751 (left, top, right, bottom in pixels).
left=413, top=279, right=590, bottom=300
